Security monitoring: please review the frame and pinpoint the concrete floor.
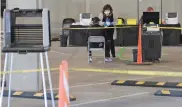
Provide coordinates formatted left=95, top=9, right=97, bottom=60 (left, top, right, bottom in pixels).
left=1, top=41, right=182, bottom=107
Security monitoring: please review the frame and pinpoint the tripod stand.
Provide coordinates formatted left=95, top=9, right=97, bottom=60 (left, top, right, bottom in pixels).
left=0, top=52, right=55, bottom=107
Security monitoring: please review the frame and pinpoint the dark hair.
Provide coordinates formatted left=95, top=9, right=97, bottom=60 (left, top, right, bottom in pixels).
left=92, top=17, right=100, bottom=24
left=102, top=4, right=113, bottom=14
left=147, top=7, right=154, bottom=11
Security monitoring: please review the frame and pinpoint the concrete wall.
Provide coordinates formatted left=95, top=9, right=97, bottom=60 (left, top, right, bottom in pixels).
left=4, top=0, right=182, bottom=36
left=7, top=0, right=38, bottom=9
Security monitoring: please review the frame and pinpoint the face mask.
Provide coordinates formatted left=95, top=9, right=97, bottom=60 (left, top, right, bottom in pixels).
left=104, top=10, right=110, bottom=15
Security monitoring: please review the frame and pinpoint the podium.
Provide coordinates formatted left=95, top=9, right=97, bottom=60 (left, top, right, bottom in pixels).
left=0, top=8, right=55, bottom=107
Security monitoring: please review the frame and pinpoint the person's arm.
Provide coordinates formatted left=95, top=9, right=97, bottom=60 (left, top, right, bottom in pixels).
left=98, top=13, right=104, bottom=26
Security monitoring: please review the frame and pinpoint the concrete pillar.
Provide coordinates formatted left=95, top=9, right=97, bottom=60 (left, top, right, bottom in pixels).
left=7, top=0, right=39, bottom=9
left=86, top=0, right=90, bottom=13
left=5, top=0, right=43, bottom=92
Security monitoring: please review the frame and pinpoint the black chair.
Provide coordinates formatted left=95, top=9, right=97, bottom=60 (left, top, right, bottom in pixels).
left=61, top=18, right=75, bottom=47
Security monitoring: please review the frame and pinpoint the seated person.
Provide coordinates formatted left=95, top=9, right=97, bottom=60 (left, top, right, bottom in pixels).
left=139, top=7, right=165, bottom=24
left=87, top=17, right=105, bottom=62
left=139, top=7, right=154, bottom=24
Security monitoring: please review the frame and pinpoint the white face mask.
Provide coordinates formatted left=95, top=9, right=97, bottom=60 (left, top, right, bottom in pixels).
left=104, top=10, right=110, bottom=15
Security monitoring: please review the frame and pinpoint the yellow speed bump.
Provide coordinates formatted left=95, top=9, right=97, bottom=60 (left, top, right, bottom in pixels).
left=161, top=90, right=170, bottom=95
left=116, top=80, right=125, bottom=84
left=3, top=90, right=76, bottom=101
left=13, top=91, right=23, bottom=95
left=154, top=89, right=182, bottom=97
left=111, top=80, right=182, bottom=88
left=33, top=93, right=43, bottom=97
left=177, top=83, right=182, bottom=87
left=136, top=81, right=145, bottom=85
left=156, top=82, right=166, bottom=86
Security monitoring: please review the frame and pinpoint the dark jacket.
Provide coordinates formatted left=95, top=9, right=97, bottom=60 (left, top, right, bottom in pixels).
left=139, top=16, right=143, bottom=24
left=102, top=14, right=114, bottom=40
left=102, top=14, right=114, bottom=23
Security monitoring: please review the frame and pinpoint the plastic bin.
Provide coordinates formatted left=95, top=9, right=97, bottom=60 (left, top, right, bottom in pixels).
left=132, top=49, right=145, bottom=62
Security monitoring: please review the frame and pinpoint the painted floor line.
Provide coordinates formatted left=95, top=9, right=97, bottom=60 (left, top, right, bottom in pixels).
left=70, top=68, right=182, bottom=77
left=1, top=67, right=182, bottom=77
left=70, top=92, right=149, bottom=106
left=50, top=50, right=72, bottom=55
left=47, top=76, right=158, bottom=91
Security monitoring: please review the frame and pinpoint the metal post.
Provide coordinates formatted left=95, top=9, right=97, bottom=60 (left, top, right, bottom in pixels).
left=0, top=53, right=8, bottom=107
left=88, top=42, right=90, bottom=64
left=137, top=0, right=139, bottom=21
left=161, top=0, right=163, bottom=23
left=40, top=53, right=48, bottom=107
left=45, top=52, right=55, bottom=107
left=38, top=0, right=43, bottom=9
left=104, top=41, right=105, bottom=64
left=8, top=53, right=13, bottom=107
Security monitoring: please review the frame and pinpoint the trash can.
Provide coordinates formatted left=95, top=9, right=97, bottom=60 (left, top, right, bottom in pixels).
left=132, top=49, right=145, bottom=62
left=61, top=18, right=75, bottom=47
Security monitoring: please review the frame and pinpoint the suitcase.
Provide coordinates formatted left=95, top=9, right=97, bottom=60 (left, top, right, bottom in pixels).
left=142, top=31, right=163, bottom=61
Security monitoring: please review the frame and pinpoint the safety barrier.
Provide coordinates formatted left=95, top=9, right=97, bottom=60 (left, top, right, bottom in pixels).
left=111, top=80, right=182, bottom=88
left=0, top=68, right=59, bottom=74
left=61, top=25, right=182, bottom=30
left=1, top=68, right=182, bottom=77
left=62, top=25, right=137, bottom=30
left=70, top=68, right=182, bottom=77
